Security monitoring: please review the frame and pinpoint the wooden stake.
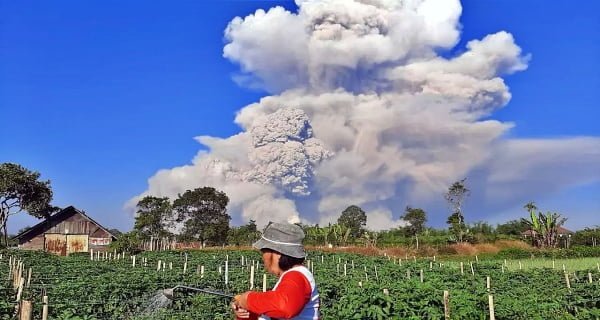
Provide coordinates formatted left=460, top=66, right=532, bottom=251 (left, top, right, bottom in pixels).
left=201, top=265, right=205, bottom=278
left=420, top=269, right=424, bottom=283
left=470, top=262, right=475, bottom=276
left=383, top=288, right=389, bottom=295
left=19, top=300, right=32, bottom=320
left=565, top=272, right=571, bottom=289
left=588, top=272, right=593, bottom=284
left=344, top=263, right=347, bottom=277
left=488, top=295, right=495, bottom=320
left=460, top=262, right=464, bottom=275
left=486, top=276, right=491, bottom=291
left=443, top=290, right=450, bottom=320
left=42, top=296, right=48, bottom=320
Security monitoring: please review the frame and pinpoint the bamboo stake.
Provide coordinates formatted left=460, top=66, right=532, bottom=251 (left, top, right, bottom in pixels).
left=565, top=272, right=571, bottom=289
left=225, top=260, right=229, bottom=285
left=420, top=269, right=424, bottom=283
left=588, top=272, right=593, bottom=284
left=488, top=295, right=495, bottom=320
left=250, top=265, right=255, bottom=290
left=19, top=300, right=32, bottom=320
left=486, top=276, right=491, bottom=291
left=201, top=265, right=205, bottom=278
left=443, top=290, right=450, bottom=320
left=183, top=256, right=187, bottom=274
left=16, top=277, right=24, bottom=302
left=262, top=274, right=267, bottom=292
left=470, top=262, right=475, bottom=276
left=460, top=262, right=464, bottom=275
left=26, top=268, right=31, bottom=288
left=42, top=296, right=48, bottom=320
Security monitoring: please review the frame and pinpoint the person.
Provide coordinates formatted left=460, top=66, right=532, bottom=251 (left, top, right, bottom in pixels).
left=232, top=222, right=320, bottom=320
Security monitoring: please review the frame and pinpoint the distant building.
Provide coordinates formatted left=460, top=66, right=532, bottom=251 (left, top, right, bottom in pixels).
left=11, top=206, right=117, bottom=256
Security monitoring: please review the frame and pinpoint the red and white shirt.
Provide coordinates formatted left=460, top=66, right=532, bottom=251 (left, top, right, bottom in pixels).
left=243, top=266, right=320, bottom=320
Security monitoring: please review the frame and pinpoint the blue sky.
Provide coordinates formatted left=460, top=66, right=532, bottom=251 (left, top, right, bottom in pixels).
left=1, top=0, right=599, bottom=232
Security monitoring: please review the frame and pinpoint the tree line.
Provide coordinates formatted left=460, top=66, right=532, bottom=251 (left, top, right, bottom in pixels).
left=1, top=162, right=594, bottom=251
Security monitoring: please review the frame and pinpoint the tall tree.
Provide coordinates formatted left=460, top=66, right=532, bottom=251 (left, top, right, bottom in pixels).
left=134, top=196, right=172, bottom=239
left=0, top=163, right=59, bottom=246
left=445, top=178, right=470, bottom=242
left=400, top=206, right=427, bottom=237
left=338, top=205, right=367, bottom=238
left=173, top=187, right=230, bottom=246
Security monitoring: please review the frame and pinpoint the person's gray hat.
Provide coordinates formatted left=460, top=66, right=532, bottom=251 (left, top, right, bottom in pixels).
left=253, top=222, right=306, bottom=258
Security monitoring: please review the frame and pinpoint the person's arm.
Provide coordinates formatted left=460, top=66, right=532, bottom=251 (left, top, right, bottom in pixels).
left=237, top=271, right=311, bottom=319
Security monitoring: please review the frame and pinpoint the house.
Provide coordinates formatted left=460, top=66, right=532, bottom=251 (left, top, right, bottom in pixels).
left=12, top=206, right=117, bottom=256
left=521, top=226, right=574, bottom=237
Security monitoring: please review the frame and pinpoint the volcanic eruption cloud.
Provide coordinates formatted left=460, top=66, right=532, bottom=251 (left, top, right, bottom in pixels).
left=131, top=0, right=600, bottom=229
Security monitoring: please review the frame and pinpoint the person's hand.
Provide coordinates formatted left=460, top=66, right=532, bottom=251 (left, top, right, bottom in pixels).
left=231, top=301, right=250, bottom=319
left=234, top=292, right=251, bottom=309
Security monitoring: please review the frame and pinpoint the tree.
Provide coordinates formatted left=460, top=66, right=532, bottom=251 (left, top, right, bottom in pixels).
left=445, top=178, right=470, bottom=242
left=0, top=163, right=59, bottom=246
left=108, top=228, right=123, bottom=237
left=400, top=207, right=427, bottom=237
left=228, top=220, right=260, bottom=246
left=521, top=202, right=567, bottom=248
left=173, top=187, right=230, bottom=246
left=496, top=219, right=529, bottom=236
left=134, top=196, right=172, bottom=239
left=338, top=205, right=367, bottom=238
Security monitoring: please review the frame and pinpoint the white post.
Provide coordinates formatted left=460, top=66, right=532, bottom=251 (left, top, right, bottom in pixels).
left=488, top=295, right=495, bottom=320
left=262, top=274, right=267, bottom=292
left=225, top=260, right=229, bottom=285
left=250, top=265, right=255, bottom=290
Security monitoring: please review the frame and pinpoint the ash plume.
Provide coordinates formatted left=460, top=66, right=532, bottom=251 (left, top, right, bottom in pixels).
left=129, top=0, right=600, bottom=229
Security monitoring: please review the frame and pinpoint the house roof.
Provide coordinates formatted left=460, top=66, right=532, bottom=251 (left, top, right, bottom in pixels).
left=521, top=226, right=574, bottom=236
left=11, top=206, right=118, bottom=240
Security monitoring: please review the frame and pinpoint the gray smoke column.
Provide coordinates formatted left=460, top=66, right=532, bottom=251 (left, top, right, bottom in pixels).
left=129, top=0, right=600, bottom=229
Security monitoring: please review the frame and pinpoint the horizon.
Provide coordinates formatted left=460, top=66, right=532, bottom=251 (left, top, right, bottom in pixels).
left=1, top=0, right=599, bottom=233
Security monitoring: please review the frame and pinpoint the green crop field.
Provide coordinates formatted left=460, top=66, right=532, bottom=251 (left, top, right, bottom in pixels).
left=2, top=250, right=600, bottom=319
